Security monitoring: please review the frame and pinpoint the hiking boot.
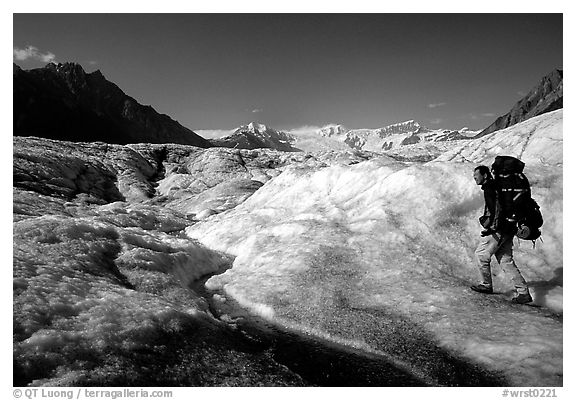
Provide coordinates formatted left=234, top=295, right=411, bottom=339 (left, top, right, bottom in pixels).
left=470, top=284, right=494, bottom=294
left=511, top=292, right=533, bottom=304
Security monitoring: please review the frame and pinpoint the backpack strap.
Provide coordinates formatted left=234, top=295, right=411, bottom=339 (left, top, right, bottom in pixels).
left=500, top=188, right=529, bottom=201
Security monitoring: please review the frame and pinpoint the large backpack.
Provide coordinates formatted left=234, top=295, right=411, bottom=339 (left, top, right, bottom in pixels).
left=491, top=156, right=543, bottom=241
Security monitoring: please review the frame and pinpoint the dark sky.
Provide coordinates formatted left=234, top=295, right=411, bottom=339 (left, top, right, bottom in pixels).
left=13, top=13, right=563, bottom=131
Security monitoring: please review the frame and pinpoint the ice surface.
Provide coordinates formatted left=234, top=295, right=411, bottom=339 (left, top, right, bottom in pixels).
left=187, top=111, right=563, bottom=386
left=12, top=200, right=305, bottom=386
left=14, top=138, right=386, bottom=386
left=437, top=109, right=563, bottom=166
left=12, top=110, right=563, bottom=386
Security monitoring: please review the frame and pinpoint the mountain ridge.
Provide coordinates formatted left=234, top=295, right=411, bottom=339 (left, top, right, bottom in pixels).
left=315, top=120, right=475, bottom=152
left=210, top=121, right=300, bottom=152
left=474, top=69, right=563, bottom=138
left=13, top=62, right=210, bottom=147
left=210, top=121, right=302, bottom=152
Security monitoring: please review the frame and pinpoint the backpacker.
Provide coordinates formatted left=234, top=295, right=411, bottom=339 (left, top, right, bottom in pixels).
left=491, top=156, right=543, bottom=241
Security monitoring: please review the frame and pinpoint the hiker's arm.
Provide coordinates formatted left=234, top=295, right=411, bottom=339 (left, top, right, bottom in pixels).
left=488, top=187, right=501, bottom=231
left=484, top=184, right=499, bottom=231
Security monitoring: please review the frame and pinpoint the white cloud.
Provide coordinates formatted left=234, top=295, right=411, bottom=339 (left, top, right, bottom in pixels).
left=13, top=46, right=56, bottom=63
left=428, top=102, right=447, bottom=109
left=286, top=125, right=324, bottom=136
left=430, top=118, right=443, bottom=125
left=482, top=113, right=496, bottom=118
left=252, top=108, right=263, bottom=113
left=517, top=91, right=527, bottom=97
left=194, top=129, right=234, bottom=139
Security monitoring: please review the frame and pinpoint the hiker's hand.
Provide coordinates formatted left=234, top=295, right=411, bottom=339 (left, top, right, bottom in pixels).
left=481, top=229, right=494, bottom=237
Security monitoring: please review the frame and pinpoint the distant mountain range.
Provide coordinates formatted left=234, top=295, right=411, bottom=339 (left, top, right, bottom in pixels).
left=209, top=120, right=479, bottom=154
left=474, top=69, right=562, bottom=138
left=13, top=63, right=210, bottom=147
left=13, top=62, right=562, bottom=153
left=316, top=120, right=477, bottom=152
left=312, top=69, right=563, bottom=150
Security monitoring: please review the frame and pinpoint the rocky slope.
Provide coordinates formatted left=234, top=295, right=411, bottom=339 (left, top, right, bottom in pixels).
left=475, top=69, right=563, bottom=138
left=13, top=63, right=210, bottom=147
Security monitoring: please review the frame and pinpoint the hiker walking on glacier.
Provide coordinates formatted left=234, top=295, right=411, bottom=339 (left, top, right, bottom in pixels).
left=470, top=165, right=533, bottom=304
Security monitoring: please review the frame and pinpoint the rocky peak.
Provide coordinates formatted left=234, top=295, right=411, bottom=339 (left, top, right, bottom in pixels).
left=13, top=62, right=210, bottom=147
left=47, top=61, right=85, bottom=75
left=44, top=62, right=91, bottom=93
left=237, top=122, right=269, bottom=135
left=475, top=69, right=563, bottom=138
left=377, top=120, right=424, bottom=137
left=212, top=122, right=298, bottom=152
left=234, top=122, right=294, bottom=141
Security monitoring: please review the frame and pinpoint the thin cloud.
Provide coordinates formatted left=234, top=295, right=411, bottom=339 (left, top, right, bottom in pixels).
left=428, top=102, right=447, bottom=109
left=252, top=108, right=263, bottom=113
left=517, top=91, right=527, bottom=97
left=430, top=118, right=443, bottom=125
left=468, top=113, right=496, bottom=120
left=13, top=46, right=56, bottom=63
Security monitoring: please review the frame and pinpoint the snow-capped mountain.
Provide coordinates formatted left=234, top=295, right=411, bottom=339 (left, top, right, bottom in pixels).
left=237, top=122, right=273, bottom=135
left=318, top=124, right=348, bottom=138
left=377, top=119, right=423, bottom=137
left=316, top=120, right=476, bottom=152
left=207, top=120, right=475, bottom=155
left=210, top=122, right=300, bottom=152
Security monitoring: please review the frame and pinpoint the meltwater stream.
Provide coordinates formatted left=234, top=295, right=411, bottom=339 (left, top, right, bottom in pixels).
left=189, top=271, right=508, bottom=387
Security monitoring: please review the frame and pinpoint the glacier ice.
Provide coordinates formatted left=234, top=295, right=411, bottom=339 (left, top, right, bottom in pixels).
left=187, top=111, right=563, bottom=386
left=12, top=110, right=563, bottom=386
